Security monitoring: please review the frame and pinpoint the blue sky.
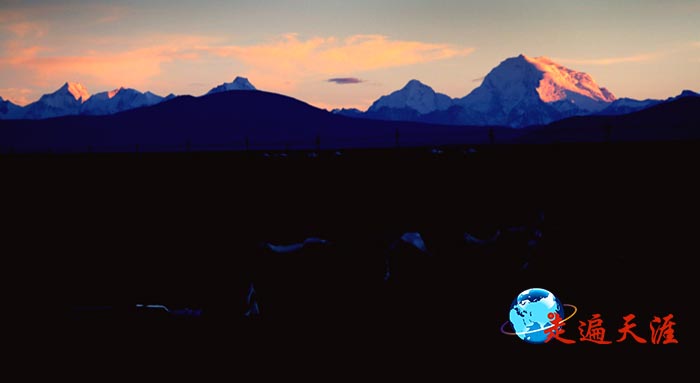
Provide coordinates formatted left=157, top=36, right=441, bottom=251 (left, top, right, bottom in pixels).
left=1, top=0, right=698, bottom=109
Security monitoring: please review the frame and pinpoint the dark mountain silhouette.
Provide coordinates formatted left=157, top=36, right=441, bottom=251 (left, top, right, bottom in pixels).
left=1, top=90, right=698, bottom=153
left=597, top=89, right=699, bottom=116
left=3, top=92, right=696, bottom=371
left=518, top=95, right=700, bottom=143
left=0, top=90, right=510, bottom=153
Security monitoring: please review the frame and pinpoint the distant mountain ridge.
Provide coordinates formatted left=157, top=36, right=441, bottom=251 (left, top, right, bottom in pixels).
left=598, top=89, right=699, bottom=116
left=206, top=76, right=257, bottom=95
left=346, top=54, right=622, bottom=128
left=0, top=89, right=511, bottom=152
left=21, top=82, right=90, bottom=119
left=1, top=86, right=698, bottom=154
left=338, top=53, right=697, bottom=128
left=0, top=77, right=258, bottom=120
left=1, top=55, right=697, bottom=128
left=81, top=87, right=166, bottom=116
left=518, top=93, right=700, bottom=143
left=367, top=79, right=454, bottom=115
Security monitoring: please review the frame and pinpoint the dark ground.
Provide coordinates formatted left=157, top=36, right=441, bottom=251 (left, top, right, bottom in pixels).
left=3, top=141, right=696, bottom=376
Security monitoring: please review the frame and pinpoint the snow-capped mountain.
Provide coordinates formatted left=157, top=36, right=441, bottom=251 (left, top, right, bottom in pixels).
left=456, top=54, right=615, bottom=127
left=81, top=87, right=165, bottom=115
left=347, top=55, right=618, bottom=128
left=522, top=55, right=615, bottom=110
left=0, top=97, right=24, bottom=119
left=1, top=77, right=258, bottom=120
left=2, top=83, right=699, bottom=154
left=367, top=79, right=453, bottom=115
left=206, top=76, right=257, bottom=95
left=22, top=82, right=90, bottom=119
left=0, top=83, right=173, bottom=119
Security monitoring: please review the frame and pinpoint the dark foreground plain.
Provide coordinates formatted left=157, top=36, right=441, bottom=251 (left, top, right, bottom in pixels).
left=3, top=141, right=695, bottom=376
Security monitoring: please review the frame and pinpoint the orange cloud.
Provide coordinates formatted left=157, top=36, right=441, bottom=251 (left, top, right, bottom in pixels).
left=0, top=33, right=473, bottom=100
left=4, top=21, right=47, bottom=38
left=0, top=37, right=209, bottom=90
left=555, top=53, right=660, bottom=66
left=0, top=87, right=33, bottom=106
left=207, top=34, right=474, bottom=91
left=0, top=8, right=22, bottom=24
left=1, top=43, right=47, bottom=66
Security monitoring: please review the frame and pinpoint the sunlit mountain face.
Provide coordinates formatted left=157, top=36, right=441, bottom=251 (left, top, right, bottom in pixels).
left=522, top=55, right=615, bottom=104
left=350, top=55, right=621, bottom=127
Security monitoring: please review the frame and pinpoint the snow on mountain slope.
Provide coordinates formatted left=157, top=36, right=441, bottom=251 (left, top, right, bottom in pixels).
left=66, top=82, right=91, bottom=102
left=81, top=87, right=164, bottom=115
left=206, top=77, right=257, bottom=95
left=22, top=82, right=90, bottom=119
left=367, top=79, right=453, bottom=115
left=456, top=54, right=616, bottom=127
left=524, top=55, right=615, bottom=108
left=1, top=77, right=258, bottom=120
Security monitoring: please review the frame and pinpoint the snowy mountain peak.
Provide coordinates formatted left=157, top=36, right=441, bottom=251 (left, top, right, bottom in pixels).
left=20, top=82, right=91, bottom=119
left=206, top=76, right=257, bottom=95
left=520, top=55, right=616, bottom=104
left=80, top=87, right=165, bottom=116
left=107, top=87, right=125, bottom=99
left=367, top=79, right=453, bottom=115
left=230, top=76, right=255, bottom=90
left=61, top=82, right=91, bottom=102
left=455, top=54, right=617, bottom=127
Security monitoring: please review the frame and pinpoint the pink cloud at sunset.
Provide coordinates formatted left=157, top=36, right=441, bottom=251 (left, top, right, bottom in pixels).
left=202, top=34, right=474, bottom=92
left=0, top=1, right=697, bottom=107
left=0, top=32, right=474, bottom=104
left=4, top=21, right=47, bottom=38
left=0, top=87, right=33, bottom=105
left=0, top=37, right=208, bottom=97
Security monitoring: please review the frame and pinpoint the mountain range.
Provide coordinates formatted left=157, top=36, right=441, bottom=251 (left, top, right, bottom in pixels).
left=0, top=54, right=698, bottom=153
left=0, top=76, right=256, bottom=120
left=1, top=87, right=698, bottom=153
left=2, top=56, right=696, bottom=128
left=0, top=89, right=516, bottom=152
left=335, top=54, right=697, bottom=128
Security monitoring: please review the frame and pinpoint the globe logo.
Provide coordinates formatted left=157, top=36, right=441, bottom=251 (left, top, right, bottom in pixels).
left=500, top=288, right=578, bottom=344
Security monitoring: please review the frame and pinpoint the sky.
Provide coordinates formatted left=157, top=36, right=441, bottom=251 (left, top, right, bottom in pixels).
left=1, top=0, right=699, bottom=109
